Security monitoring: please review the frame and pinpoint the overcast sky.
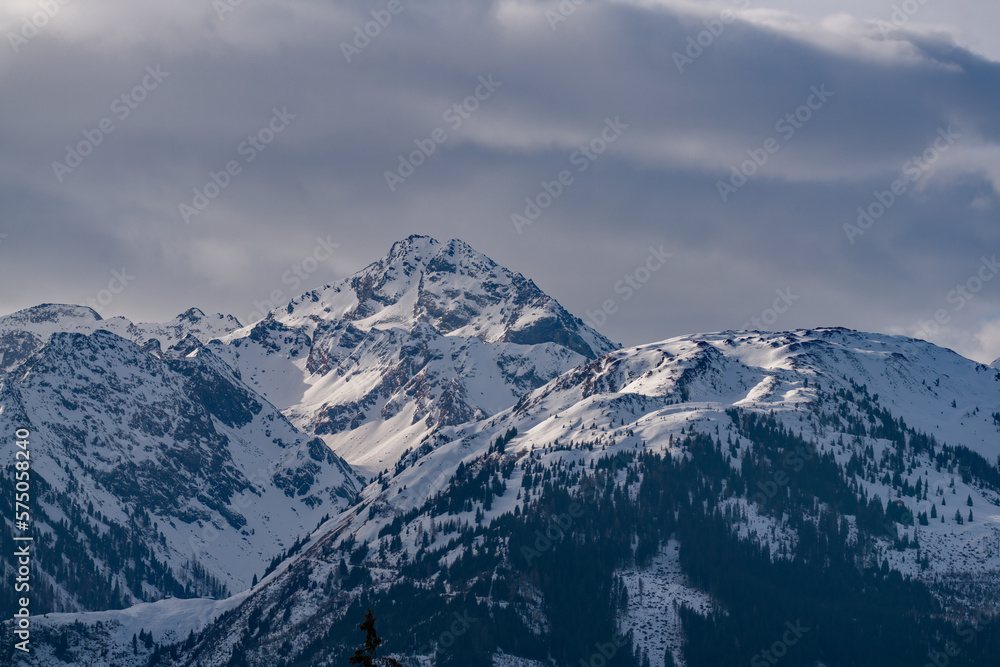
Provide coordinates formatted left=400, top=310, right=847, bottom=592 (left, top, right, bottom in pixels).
left=1, top=0, right=999, bottom=361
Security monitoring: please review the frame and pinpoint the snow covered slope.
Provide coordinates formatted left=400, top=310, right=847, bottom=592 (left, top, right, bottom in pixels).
left=510, top=328, right=1000, bottom=463
left=0, top=326, right=361, bottom=617
left=320, top=327, right=1000, bottom=573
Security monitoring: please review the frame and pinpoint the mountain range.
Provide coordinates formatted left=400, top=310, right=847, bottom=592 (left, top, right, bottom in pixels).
left=2, top=236, right=998, bottom=666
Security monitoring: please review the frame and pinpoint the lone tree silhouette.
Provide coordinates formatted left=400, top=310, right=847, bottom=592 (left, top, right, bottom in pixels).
left=349, top=608, right=401, bottom=666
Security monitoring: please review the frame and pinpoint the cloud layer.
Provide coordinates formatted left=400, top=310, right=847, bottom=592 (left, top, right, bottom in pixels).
left=1, top=0, right=999, bottom=360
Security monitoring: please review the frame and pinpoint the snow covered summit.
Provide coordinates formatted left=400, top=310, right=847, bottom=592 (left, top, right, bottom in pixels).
left=214, top=235, right=619, bottom=475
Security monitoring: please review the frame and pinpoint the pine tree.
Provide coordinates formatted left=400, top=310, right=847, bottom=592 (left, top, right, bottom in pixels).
left=54, top=633, right=70, bottom=660
left=349, top=608, right=401, bottom=667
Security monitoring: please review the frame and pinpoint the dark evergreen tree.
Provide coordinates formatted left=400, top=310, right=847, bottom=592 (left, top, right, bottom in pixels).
left=349, top=608, right=401, bottom=667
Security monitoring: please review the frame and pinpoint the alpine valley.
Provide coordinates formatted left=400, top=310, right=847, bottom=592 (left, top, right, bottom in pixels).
left=2, top=236, right=999, bottom=666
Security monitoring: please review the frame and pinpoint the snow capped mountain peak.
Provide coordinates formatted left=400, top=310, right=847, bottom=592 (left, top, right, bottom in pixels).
left=386, top=232, right=441, bottom=257
left=1, top=302, right=102, bottom=326
left=276, top=235, right=618, bottom=360
left=0, top=304, right=106, bottom=374
left=177, top=306, right=207, bottom=321
left=210, top=237, right=622, bottom=475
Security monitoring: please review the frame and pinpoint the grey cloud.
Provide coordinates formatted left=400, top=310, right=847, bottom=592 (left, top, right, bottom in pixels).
left=0, top=0, right=998, bottom=360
